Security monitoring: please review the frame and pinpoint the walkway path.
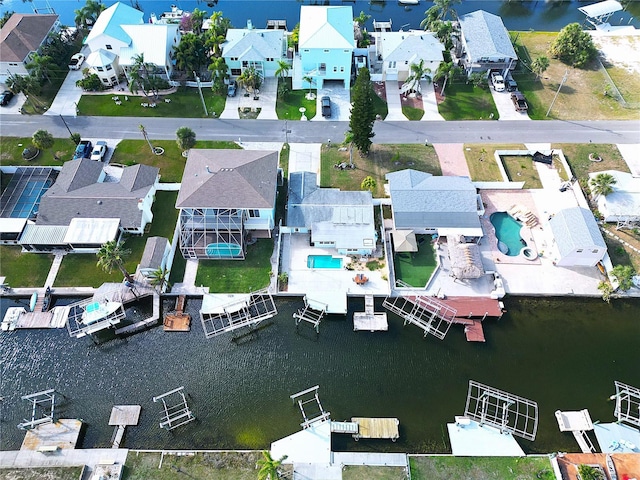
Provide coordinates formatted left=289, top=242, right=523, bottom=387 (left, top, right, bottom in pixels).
left=419, top=80, right=445, bottom=121
left=617, top=143, right=640, bottom=177
left=172, top=259, right=208, bottom=294
left=43, top=251, right=66, bottom=288
left=384, top=81, right=405, bottom=121
left=433, top=143, right=470, bottom=177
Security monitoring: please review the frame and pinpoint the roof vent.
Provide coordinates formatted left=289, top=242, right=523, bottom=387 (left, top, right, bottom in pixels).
left=97, top=200, right=102, bottom=205
left=206, top=166, right=213, bottom=174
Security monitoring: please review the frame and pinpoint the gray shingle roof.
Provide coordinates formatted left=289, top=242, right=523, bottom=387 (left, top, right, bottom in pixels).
left=458, top=10, right=517, bottom=61
left=37, top=159, right=158, bottom=228
left=140, top=236, right=169, bottom=270
left=223, top=29, right=284, bottom=61
left=548, top=207, right=606, bottom=257
left=0, top=14, right=59, bottom=63
left=176, top=149, right=278, bottom=209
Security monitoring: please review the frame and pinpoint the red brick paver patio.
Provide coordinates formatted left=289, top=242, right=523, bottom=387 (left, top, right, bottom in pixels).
left=434, top=143, right=470, bottom=177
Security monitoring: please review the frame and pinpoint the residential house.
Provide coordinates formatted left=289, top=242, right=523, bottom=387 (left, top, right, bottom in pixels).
left=287, top=172, right=376, bottom=255
left=20, top=159, right=159, bottom=252
left=547, top=206, right=607, bottom=267
left=223, top=21, right=287, bottom=81
left=0, top=13, right=60, bottom=83
left=295, top=6, right=355, bottom=90
left=85, top=49, right=120, bottom=87
left=85, top=2, right=144, bottom=56
left=455, top=10, right=517, bottom=76
left=119, top=24, right=181, bottom=80
left=374, top=30, right=444, bottom=82
left=176, top=149, right=279, bottom=260
left=385, top=169, right=483, bottom=237
left=588, top=170, right=640, bottom=225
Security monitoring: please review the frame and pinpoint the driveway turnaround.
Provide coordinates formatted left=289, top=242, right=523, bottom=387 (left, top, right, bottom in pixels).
left=219, top=77, right=278, bottom=120
left=490, top=87, right=531, bottom=121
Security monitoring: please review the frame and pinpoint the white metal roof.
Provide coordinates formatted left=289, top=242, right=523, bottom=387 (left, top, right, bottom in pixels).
left=63, top=218, right=120, bottom=245
left=19, top=224, right=68, bottom=245
left=579, top=0, right=623, bottom=18
left=299, top=6, right=355, bottom=50
left=119, top=24, right=179, bottom=67
left=0, top=218, right=28, bottom=234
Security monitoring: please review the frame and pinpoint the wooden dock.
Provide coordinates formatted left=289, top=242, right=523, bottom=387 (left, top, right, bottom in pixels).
left=109, top=405, right=141, bottom=449
left=353, top=294, right=388, bottom=332
left=351, top=417, right=400, bottom=441
left=463, top=320, right=485, bottom=342
left=438, top=296, right=505, bottom=319
left=164, top=295, right=191, bottom=331
left=15, top=311, right=54, bottom=329
left=20, top=419, right=82, bottom=451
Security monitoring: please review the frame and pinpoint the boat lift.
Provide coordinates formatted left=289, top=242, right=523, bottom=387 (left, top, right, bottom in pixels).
left=293, top=296, right=327, bottom=334
left=612, top=381, right=640, bottom=427
left=200, top=290, right=277, bottom=338
left=17, top=389, right=57, bottom=430
left=290, top=385, right=331, bottom=429
left=153, top=386, right=195, bottom=431
left=383, top=295, right=457, bottom=340
left=66, top=289, right=126, bottom=338
left=578, top=0, right=623, bottom=29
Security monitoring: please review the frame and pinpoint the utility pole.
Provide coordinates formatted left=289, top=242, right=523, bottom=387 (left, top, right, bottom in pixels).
left=59, top=115, right=73, bottom=139
left=283, top=120, right=291, bottom=144
left=546, top=69, right=568, bottom=117
left=194, top=71, right=208, bottom=117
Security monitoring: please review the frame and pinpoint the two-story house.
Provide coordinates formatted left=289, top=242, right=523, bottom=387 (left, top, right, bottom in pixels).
left=374, top=30, right=444, bottom=82
left=176, top=149, right=279, bottom=260
left=119, top=23, right=181, bottom=81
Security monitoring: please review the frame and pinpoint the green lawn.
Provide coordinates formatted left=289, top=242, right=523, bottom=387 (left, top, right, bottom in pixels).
left=0, top=246, right=53, bottom=288
left=321, top=144, right=441, bottom=197
left=402, top=106, right=424, bottom=121
left=195, top=239, right=273, bottom=293
left=20, top=66, right=69, bottom=115
left=500, top=155, right=543, bottom=188
left=343, top=466, right=407, bottom=480
left=463, top=144, right=525, bottom=181
left=0, top=467, right=83, bottom=480
left=111, top=139, right=239, bottom=183
left=372, top=88, right=389, bottom=120
left=77, top=87, right=226, bottom=118
left=275, top=78, right=317, bottom=120
left=0, top=136, right=77, bottom=166
left=552, top=144, right=628, bottom=186
left=410, top=455, right=554, bottom=480
left=393, top=236, right=437, bottom=288
left=438, top=83, right=499, bottom=120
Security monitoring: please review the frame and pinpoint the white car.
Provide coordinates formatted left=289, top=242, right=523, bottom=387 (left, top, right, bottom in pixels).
left=90, top=141, right=107, bottom=161
left=490, top=72, right=505, bottom=92
left=68, top=53, right=85, bottom=70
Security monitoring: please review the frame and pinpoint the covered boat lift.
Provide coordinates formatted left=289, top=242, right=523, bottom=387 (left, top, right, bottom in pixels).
left=579, top=0, right=623, bottom=28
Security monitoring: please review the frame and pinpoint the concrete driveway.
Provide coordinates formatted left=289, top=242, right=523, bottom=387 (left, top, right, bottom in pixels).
left=313, top=85, right=350, bottom=121
left=45, top=68, right=84, bottom=117
left=0, top=85, right=25, bottom=115
left=420, top=80, right=445, bottom=121
left=219, top=77, right=278, bottom=120
left=490, top=88, right=531, bottom=121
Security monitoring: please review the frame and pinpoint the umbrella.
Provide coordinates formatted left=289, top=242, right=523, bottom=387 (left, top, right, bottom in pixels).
left=392, top=230, right=418, bottom=252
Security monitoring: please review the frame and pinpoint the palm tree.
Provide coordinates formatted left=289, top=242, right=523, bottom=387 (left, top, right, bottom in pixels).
left=75, top=0, right=104, bottom=29
left=361, top=176, right=376, bottom=192
left=531, top=55, right=550, bottom=80
left=404, top=59, right=432, bottom=95
left=97, top=240, right=134, bottom=283
left=139, top=124, right=156, bottom=154
left=302, top=75, right=313, bottom=97
left=32, top=129, right=54, bottom=153
left=274, top=60, right=290, bottom=81
left=176, top=126, right=197, bottom=153
left=237, top=66, right=262, bottom=94
left=435, top=61, right=459, bottom=93
left=128, top=53, right=159, bottom=101
left=589, top=173, right=617, bottom=199
left=257, top=450, right=287, bottom=480
left=6, top=73, right=41, bottom=111
left=428, top=0, right=461, bottom=22
left=26, top=53, right=54, bottom=84
left=205, top=30, right=226, bottom=58
left=148, top=266, right=172, bottom=293
left=208, top=56, right=228, bottom=95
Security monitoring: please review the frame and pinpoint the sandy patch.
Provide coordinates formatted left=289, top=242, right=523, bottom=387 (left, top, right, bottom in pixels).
left=590, top=33, right=640, bottom=74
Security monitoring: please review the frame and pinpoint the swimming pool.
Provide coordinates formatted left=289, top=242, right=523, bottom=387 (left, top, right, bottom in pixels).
left=307, top=255, right=342, bottom=269
left=490, top=212, right=526, bottom=257
left=206, top=243, right=242, bottom=258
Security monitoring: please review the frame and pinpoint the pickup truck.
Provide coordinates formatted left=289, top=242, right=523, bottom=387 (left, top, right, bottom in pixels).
left=511, top=91, right=528, bottom=112
left=73, top=140, right=93, bottom=160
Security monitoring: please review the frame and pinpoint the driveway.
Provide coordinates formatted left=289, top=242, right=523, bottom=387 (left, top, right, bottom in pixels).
left=384, top=81, right=405, bottom=121
left=219, top=77, right=277, bottom=120
left=313, top=85, right=350, bottom=121
left=0, top=85, right=25, bottom=115
left=419, top=80, right=444, bottom=121
left=44, top=68, right=84, bottom=117
left=490, top=87, right=531, bottom=121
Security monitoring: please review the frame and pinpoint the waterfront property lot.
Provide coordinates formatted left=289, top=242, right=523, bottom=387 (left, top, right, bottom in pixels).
left=437, top=83, right=499, bottom=121
left=77, top=88, right=226, bottom=118
left=0, top=246, right=53, bottom=288
left=464, top=144, right=524, bottom=181
left=409, top=455, right=554, bottom=480
left=0, top=137, right=77, bottom=167
left=0, top=467, right=84, bottom=480
left=552, top=143, right=628, bottom=185
left=343, top=465, right=407, bottom=480
left=393, top=236, right=437, bottom=288
left=321, top=144, right=441, bottom=197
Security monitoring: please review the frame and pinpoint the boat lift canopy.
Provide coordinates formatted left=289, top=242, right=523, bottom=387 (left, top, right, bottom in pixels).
left=579, top=0, right=623, bottom=27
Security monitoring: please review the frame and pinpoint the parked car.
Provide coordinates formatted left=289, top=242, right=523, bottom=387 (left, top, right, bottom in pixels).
left=506, top=77, right=518, bottom=92
left=90, top=141, right=108, bottom=161
left=73, top=140, right=93, bottom=160
left=510, top=91, right=528, bottom=112
left=321, top=96, right=331, bottom=117
left=490, top=72, right=505, bottom=92
left=227, top=81, right=237, bottom=97
left=68, top=53, right=85, bottom=70
left=0, top=90, right=14, bottom=106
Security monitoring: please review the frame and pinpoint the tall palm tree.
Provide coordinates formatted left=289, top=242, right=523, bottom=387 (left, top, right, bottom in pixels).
left=26, top=53, right=54, bottom=84
left=404, top=59, right=432, bottom=94
left=97, top=240, right=133, bottom=283
left=531, top=56, right=550, bottom=80
left=237, top=66, right=262, bottom=94
left=435, top=61, right=459, bottom=93
left=6, top=73, right=41, bottom=110
left=128, top=53, right=159, bottom=101
left=139, top=124, right=155, bottom=154
left=274, top=60, right=290, bottom=81
left=589, top=173, right=617, bottom=199
left=74, top=0, right=104, bottom=29
left=302, top=75, right=313, bottom=96
left=205, top=31, right=226, bottom=58
left=257, top=450, right=287, bottom=480
left=208, top=56, right=228, bottom=94
left=148, top=266, right=172, bottom=293
left=430, top=0, right=461, bottom=22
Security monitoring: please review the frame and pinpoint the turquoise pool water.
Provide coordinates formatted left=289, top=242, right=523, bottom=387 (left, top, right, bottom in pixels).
left=206, top=243, right=242, bottom=258
left=307, top=255, right=342, bottom=269
left=490, top=212, right=526, bottom=256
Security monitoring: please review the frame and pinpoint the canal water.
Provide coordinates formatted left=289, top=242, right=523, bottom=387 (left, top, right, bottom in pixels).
left=0, top=295, right=638, bottom=454
left=1, top=1, right=639, bottom=32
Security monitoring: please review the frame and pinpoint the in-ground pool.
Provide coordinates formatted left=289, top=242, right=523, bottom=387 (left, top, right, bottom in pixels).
left=490, top=212, right=526, bottom=256
left=307, top=255, right=342, bottom=269
left=206, top=243, right=242, bottom=258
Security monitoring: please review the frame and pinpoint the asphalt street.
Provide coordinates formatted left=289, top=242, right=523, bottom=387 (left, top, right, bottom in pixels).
left=0, top=114, right=638, bottom=144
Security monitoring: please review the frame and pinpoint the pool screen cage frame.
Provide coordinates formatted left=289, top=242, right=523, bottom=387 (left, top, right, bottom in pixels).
left=290, top=385, right=330, bottom=429
left=382, top=295, right=457, bottom=340
left=153, top=386, right=196, bottom=431
left=464, top=380, right=539, bottom=441
left=17, top=388, right=57, bottom=430
left=0, top=167, right=58, bottom=219
left=200, top=289, right=278, bottom=338
left=613, top=381, right=640, bottom=428
left=179, top=208, right=245, bottom=260
left=66, top=289, right=127, bottom=338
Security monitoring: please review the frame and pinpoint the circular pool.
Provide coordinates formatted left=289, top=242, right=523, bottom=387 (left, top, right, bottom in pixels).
left=521, top=247, right=536, bottom=261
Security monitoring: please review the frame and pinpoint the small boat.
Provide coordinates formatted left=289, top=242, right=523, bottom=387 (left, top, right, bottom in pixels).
left=2, top=307, right=26, bottom=331
left=606, top=454, right=617, bottom=480
left=398, top=0, right=419, bottom=4
left=29, top=292, right=38, bottom=312
left=42, top=286, right=52, bottom=312
left=82, top=301, right=123, bottom=325
left=150, top=5, right=188, bottom=24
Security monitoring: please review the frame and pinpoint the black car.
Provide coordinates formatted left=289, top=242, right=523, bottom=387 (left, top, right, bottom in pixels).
left=227, top=81, right=237, bottom=97
left=506, top=78, right=518, bottom=92
left=0, top=90, right=14, bottom=106
left=321, top=96, right=331, bottom=117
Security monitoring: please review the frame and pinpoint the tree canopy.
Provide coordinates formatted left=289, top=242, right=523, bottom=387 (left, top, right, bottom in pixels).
left=32, top=130, right=54, bottom=151
left=549, top=23, right=597, bottom=68
left=348, top=67, right=376, bottom=155
left=176, top=126, right=197, bottom=151
left=589, top=172, right=617, bottom=198
left=97, top=240, right=133, bottom=282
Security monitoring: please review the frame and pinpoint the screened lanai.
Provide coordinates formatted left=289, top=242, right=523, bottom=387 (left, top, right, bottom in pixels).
left=178, top=208, right=246, bottom=259
left=0, top=167, right=58, bottom=219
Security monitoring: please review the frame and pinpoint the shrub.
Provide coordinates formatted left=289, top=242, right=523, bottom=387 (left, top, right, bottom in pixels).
left=76, top=73, right=105, bottom=92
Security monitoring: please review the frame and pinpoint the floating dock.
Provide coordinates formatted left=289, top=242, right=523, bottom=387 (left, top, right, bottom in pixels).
left=109, top=405, right=141, bottom=448
left=555, top=409, right=596, bottom=453
left=353, top=294, right=388, bottom=331
left=351, top=417, right=400, bottom=441
left=20, top=419, right=83, bottom=451
left=164, top=295, right=191, bottom=331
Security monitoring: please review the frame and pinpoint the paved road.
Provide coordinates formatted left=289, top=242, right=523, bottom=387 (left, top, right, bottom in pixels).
left=1, top=114, right=638, bottom=144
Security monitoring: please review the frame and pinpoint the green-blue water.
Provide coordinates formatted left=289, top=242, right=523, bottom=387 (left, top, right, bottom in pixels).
left=0, top=296, right=638, bottom=454
left=491, top=211, right=526, bottom=257
left=307, top=255, right=343, bottom=269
